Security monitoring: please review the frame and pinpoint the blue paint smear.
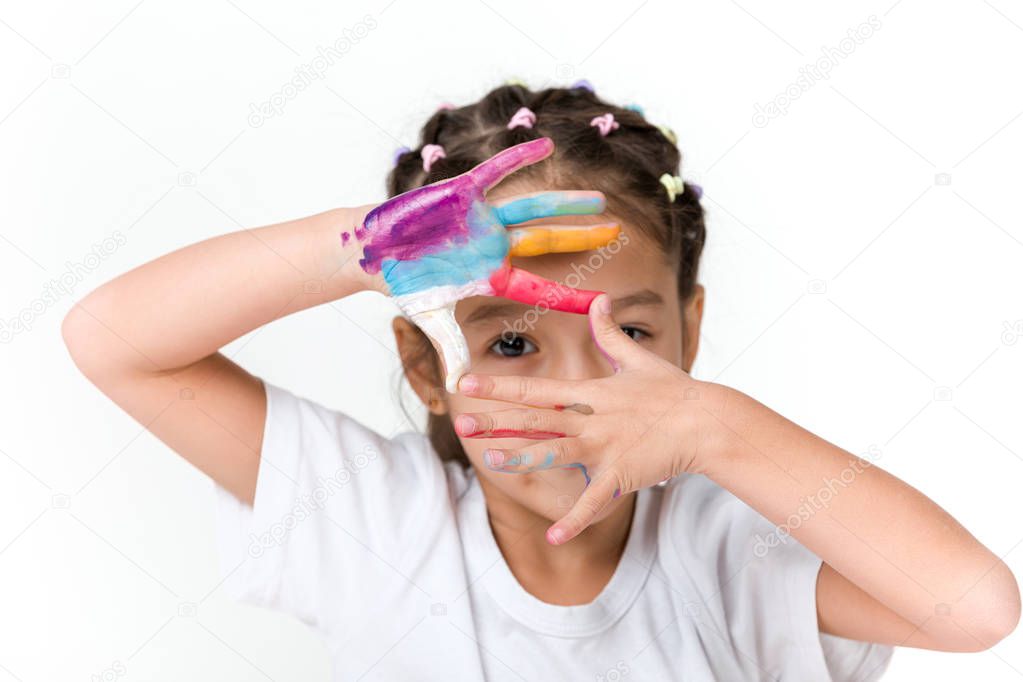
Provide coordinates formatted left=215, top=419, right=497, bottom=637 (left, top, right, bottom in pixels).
left=495, top=193, right=602, bottom=225
left=566, top=463, right=591, bottom=486
left=381, top=201, right=509, bottom=297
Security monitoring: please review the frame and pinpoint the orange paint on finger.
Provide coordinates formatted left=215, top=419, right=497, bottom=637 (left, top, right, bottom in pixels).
left=509, top=224, right=620, bottom=257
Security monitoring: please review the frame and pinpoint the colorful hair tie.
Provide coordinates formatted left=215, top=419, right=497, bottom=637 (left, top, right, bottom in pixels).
left=657, top=124, right=677, bottom=145
left=505, top=78, right=527, bottom=88
left=659, top=173, right=684, bottom=202
left=437, top=102, right=455, bottom=111
left=421, top=144, right=446, bottom=172
left=689, top=182, right=703, bottom=199
left=507, top=107, right=536, bottom=130
left=392, top=146, right=411, bottom=166
left=625, top=103, right=645, bottom=116
left=590, top=113, right=619, bottom=137
left=571, top=79, right=594, bottom=92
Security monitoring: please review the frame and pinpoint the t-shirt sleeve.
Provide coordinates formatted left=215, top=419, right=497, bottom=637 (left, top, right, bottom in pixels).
left=211, top=381, right=445, bottom=634
left=666, top=475, right=894, bottom=682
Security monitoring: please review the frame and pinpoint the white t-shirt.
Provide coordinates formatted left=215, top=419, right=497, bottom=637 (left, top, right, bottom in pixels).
left=213, top=382, right=894, bottom=681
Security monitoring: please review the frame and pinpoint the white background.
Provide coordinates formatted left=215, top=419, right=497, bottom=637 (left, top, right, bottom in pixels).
left=1, top=0, right=1022, bottom=679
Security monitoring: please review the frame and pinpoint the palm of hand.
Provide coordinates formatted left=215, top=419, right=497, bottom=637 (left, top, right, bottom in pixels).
left=352, top=138, right=620, bottom=392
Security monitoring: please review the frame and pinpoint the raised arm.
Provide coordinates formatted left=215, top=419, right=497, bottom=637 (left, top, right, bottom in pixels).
left=64, top=138, right=621, bottom=504
left=62, top=206, right=376, bottom=503
left=455, top=295, right=1022, bottom=652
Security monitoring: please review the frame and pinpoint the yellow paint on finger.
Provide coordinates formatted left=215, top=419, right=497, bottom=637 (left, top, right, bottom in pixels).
left=509, top=224, right=620, bottom=257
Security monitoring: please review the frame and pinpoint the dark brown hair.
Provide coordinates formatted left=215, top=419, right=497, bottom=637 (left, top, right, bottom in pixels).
left=391, top=83, right=707, bottom=466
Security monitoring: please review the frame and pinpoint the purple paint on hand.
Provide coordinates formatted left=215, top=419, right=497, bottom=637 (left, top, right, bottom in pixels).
left=350, top=138, right=613, bottom=392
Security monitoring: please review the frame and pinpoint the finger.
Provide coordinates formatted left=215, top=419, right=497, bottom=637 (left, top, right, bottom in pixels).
left=481, top=441, right=588, bottom=481
left=488, top=263, right=601, bottom=314
left=469, top=138, right=554, bottom=190
left=546, top=470, right=621, bottom=545
left=507, top=223, right=620, bottom=258
left=493, top=191, right=605, bottom=225
left=408, top=305, right=470, bottom=394
left=453, top=408, right=583, bottom=439
left=457, top=372, right=583, bottom=410
left=588, top=293, right=637, bottom=373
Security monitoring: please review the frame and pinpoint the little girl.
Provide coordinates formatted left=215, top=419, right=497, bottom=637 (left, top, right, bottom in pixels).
left=63, top=83, right=1019, bottom=681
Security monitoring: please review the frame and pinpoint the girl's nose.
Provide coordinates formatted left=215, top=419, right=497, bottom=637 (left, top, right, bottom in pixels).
left=547, top=332, right=616, bottom=382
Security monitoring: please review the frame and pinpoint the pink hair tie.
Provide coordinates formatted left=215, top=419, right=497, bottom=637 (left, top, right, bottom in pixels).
left=590, top=113, right=619, bottom=137
left=507, top=107, right=536, bottom=130
left=421, top=144, right=446, bottom=172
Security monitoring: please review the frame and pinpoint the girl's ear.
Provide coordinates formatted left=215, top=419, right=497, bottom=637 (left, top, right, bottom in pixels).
left=392, top=316, right=448, bottom=415
left=682, top=284, right=705, bottom=373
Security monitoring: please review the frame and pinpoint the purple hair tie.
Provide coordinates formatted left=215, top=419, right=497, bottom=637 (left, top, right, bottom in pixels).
left=571, top=79, right=594, bottom=92
left=689, top=182, right=703, bottom=199
left=421, top=144, right=446, bottom=172
left=393, top=146, right=411, bottom=166
left=507, top=107, right=536, bottom=130
left=590, top=113, right=619, bottom=137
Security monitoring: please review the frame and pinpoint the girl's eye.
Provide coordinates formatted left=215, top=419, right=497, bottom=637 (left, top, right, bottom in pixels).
left=621, top=326, right=649, bottom=341
left=489, top=334, right=538, bottom=358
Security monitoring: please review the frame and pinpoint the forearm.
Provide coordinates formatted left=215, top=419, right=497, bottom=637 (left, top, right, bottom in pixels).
left=65, top=205, right=375, bottom=377
left=696, top=383, right=1020, bottom=648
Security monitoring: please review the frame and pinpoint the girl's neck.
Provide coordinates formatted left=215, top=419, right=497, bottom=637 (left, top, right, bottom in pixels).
left=478, top=479, right=637, bottom=606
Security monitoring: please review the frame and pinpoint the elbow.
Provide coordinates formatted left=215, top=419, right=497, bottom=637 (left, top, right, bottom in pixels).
left=969, top=564, right=1018, bottom=650
left=936, top=561, right=1021, bottom=652
left=61, top=304, right=86, bottom=366
left=62, top=303, right=104, bottom=381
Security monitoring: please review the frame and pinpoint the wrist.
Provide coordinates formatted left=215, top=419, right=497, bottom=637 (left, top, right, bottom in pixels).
left=685, top=380, right=749, bottom=477
left=321, top=204, right=385, bottom=297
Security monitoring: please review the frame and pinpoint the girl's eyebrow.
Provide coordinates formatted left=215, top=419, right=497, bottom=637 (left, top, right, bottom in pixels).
left=613, top=289, right=664, bottom=311
left=462, top=301, right=531, bottom=326
left=462, top=289, right=664, bottom=326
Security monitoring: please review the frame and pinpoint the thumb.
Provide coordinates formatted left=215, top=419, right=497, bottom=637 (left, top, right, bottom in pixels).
left=409, top=304, right=471, bottom=393
left=588, top=294, right=636, bottom=372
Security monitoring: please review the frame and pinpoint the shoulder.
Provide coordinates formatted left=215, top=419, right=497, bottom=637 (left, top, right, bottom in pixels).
left=658, top=473, right=778, bottom=556
left=263, top=382, right=445, bottom=495
left=658, top=472, right=819, bottom=588
left=656, top=474, right=893, bottom=681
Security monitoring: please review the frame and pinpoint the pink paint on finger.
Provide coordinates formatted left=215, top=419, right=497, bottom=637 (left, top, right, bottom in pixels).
left=488, top=264, right=601, bottom=314
left=588, top=294, right=621, bottom=372
left=470, top=138, right=554, bottom=190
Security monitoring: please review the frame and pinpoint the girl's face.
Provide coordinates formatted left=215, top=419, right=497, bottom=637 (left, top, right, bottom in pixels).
left=395, top=192, right=704, bottom=525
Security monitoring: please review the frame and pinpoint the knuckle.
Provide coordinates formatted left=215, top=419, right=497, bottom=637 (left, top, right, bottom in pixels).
left=579, top=493, right=605, bottom=517
left=515, top=376, right=533, bottom=403
left=613, top=467, right=632, bottom=494
left=550, top=438, right=572, bottom=460
left=476, top=412, right=496, bottom=432
left=522, top=410, right=547, bottom=433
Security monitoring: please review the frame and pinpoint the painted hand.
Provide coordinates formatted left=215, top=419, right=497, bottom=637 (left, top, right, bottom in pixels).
left=454, top=294, right=724, bottom=545
left=352, top=138, right=619, bottom=392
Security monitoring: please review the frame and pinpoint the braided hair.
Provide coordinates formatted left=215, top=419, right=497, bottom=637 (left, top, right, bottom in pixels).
left=392, top=83, right=707, bottom=465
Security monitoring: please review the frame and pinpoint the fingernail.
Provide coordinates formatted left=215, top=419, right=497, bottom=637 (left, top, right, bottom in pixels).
left=596, top=294, right=611, bottom=315
left=613, top=487, right=621, bottom=498
left=454, top=414, right=477, bottom=435
left=459, top=375, right=479, bottom=394
left=483, top=449, right=505, bottom=467
left=546, top=527, right=565, bottom=545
